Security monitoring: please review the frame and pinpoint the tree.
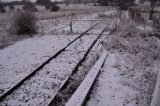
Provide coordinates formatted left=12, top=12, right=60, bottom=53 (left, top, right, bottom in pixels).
left=0, top=0, right=6, bottom=13
left=97, top=0, right=135, bottom=7
left=23, top=0, right=29, bottom=3
left=9, top=5, right=15, bottom=10
left=23, top=1, right=38, bottom=12
left=149, top=0, right=158, bottom=19
left=36, top=0, right=52, bottom=9
left=51, top=3, right=60, bottom=12
left=36, top=0, right=51, bottom=6
left=8, top=1, right=23, bottom=5
left=97, top=0, right=109, bottom=6
left=45, top=4, right=51, bottom=9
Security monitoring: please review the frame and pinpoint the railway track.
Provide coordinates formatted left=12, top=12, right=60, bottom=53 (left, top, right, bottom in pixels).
left=66, top=51, right=108, bottom=106
left=0, top=22, right=99, bottom=101
left=0, top=21, right=110, bottom=106
left=48, top=26, right=109, bottom=106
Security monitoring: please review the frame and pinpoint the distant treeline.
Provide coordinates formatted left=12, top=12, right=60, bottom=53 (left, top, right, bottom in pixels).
left=97, top=0, right=135, bottom=6
left=0, top=0, right=63, bottom=6
left=1, top=0, right=160, bottom=7
left=0, top=0, right=61, bottom=13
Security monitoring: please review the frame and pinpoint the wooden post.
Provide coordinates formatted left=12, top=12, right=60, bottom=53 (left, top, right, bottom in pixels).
left=91, top=19, right=93, bottom=34
left=70, top=21, right=73, bottom=33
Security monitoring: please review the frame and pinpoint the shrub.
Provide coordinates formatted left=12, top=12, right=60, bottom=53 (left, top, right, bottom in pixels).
left=9, top=5, right=15, bottom=10
left=23, top=2, right=38, bottom=12
left=13, top=10, right=37, bottom=35
left=0, top=2, right=6, bottom=13
left=0, top=6, right=6, bottom=13
left=97, top=0, right=135, bottom=6
left=119, top=6, right=128, bottom=10
left=36, top=0, right=51, bottom=6
left=45, top=4, right=51, bottom=10
left=153, top=17, right=160, bottom=35
left=50, top=3, right=60, bottom=12
left=66, top=2, right=69, bottom=6
left=97, top=0, right=108, bottom=6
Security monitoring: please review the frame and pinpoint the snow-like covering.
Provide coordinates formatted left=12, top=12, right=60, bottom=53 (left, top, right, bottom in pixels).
left=0, top=10, right=110, bottom=96
left=0, top=34, right=101, bottom=106
left=66, top=51, right=107, bottom=106
left=150, top=69, right=160, bottom=106
left=86, top=53, right=137, bottom=106
left=43, top=13, right=101, bottom=34
left=87, top=51, right=159, bottom=106
left=87, top=22, right=160, bottom=106
left=104, top=10, right=117, bottom=16
left=137, top=25, right=153, bottom=32
left=38, top=13, right=100, bottom=34
left=0, top=9, right=118, bottom=106
left=0, top=17, right=109, bottom=105
left=0, top=35, right=76, bottom=96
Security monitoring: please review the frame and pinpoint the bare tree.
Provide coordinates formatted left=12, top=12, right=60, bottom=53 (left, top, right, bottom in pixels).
left=149, top=0, right=158, bottom=20
left=9, top=5, right=15, bottom=11
left=36, top=0, right=51, bottom=6
left=51, top=2, right=60, bottom=12
left=97, top=0, right=135, bottom=7
left=0, top=0, right=6, bottom=13
left=13, top=10, right=37, bottom=35
left=23, top=1, right=38, bottom=12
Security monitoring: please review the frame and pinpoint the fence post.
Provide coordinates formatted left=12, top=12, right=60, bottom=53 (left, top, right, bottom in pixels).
left=91, top=19, right=93, bottom=34
left=70, top=21, right=73, bottom=33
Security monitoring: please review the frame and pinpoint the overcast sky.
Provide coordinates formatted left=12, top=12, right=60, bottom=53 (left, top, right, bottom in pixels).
left=1, top=0, right=63, bottom=2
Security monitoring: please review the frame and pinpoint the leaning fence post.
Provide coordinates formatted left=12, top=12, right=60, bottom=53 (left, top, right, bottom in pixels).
left=70, top=21, right=73, bottom=33
left=91, top=19, right=93, bottom=34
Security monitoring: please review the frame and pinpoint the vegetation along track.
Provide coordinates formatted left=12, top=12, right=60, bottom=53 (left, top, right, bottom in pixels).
left=0, top=22, right=100, bottom=102
left=48, top=26, right=109, bottom=106
left=0, top=21, right=109, bottom=106
left=65, top=52, right=108, bottom=106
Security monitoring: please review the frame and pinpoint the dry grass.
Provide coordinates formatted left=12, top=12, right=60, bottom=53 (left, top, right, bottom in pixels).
left=103, top=23, right=160, bottom=106
left=52, top=53, right=99, bottom=106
